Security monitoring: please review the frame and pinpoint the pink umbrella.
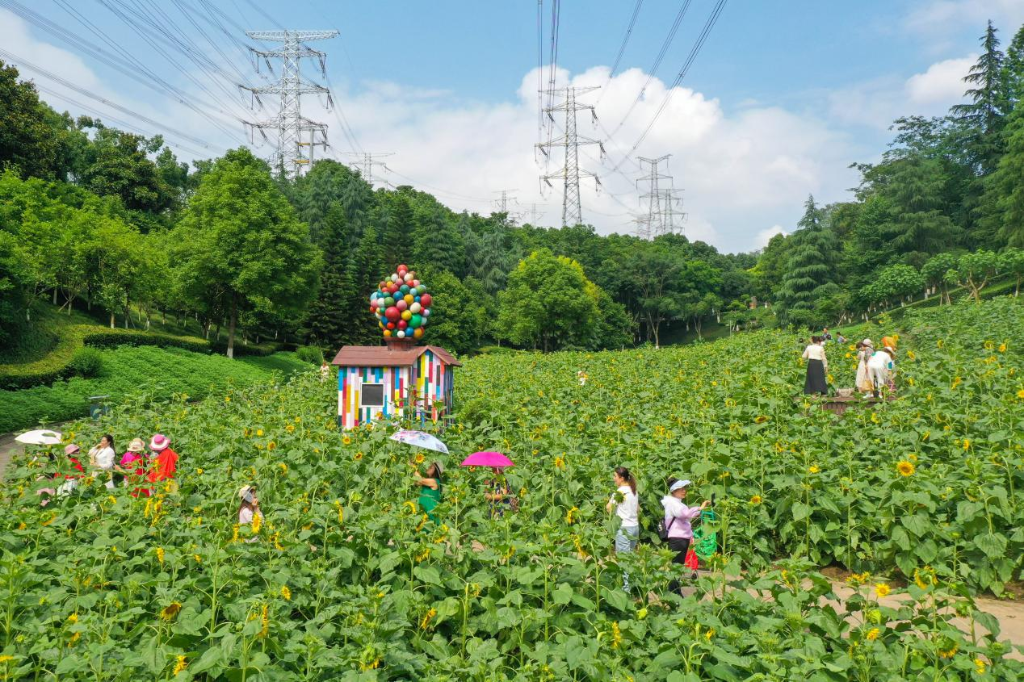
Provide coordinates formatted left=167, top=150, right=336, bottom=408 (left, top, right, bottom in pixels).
left=460, top=451, right=514, bottom=468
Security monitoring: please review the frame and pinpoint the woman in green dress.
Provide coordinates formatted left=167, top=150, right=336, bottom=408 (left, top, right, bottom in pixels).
left=412, top=460, right=443, bottom=525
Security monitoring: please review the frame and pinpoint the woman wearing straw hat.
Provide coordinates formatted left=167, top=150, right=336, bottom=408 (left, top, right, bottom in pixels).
left=237, top=484, right=264, bottom=543
left=411, top=460, right=443, bottom=526
left=119, top=438, right=149, bottom=496
left=147, top=434, right=179, bottom=490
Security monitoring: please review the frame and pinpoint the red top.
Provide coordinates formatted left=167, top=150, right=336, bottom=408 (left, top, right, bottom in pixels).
left=147, top=448, right=178, bottom=482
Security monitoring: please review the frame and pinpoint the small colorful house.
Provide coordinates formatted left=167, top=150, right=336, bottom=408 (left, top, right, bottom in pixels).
left=331, top=339, right=460, bottom=430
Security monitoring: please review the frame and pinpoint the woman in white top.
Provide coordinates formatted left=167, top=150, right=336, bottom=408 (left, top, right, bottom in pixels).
left=606, top=467, right=639, bottom=590
left=855, top=339, right=874, bottom=394
left=801, top=335, right=828, bottom=395
left=88, top=434, right=117, bottom=490
left=237, top=485, right=264, bottom=542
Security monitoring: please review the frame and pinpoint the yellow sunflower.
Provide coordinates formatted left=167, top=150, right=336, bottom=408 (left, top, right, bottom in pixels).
left=874, top=583, right=890, bottom=598
left=160, top=602, right=182, bottom=621
left=749, top=495, right=762, bottom=505
left=897, top=461, right=915, bottom=477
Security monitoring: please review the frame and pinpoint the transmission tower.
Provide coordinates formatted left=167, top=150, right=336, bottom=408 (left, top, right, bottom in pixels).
left=242, top=29, right=338, bottom=177
left=636, top=155, right=685, bottom=238
left=631, top=213, right=652, bottom=240
left=536, top=86, right=605, bottom=227
left=342, top=152, right=394, bottom=188
left=492, top=189, right=519, bottom=214
left=527, top=203, right=545, bottom=226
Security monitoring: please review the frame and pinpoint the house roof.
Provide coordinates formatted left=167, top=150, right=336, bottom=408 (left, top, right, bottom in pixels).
left=331, top=344, right=462, bottom=368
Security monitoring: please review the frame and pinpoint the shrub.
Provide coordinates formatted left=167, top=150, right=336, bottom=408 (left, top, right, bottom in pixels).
left=68, top=346, right=103, bottom=378
left=295, top=345, right=324, bottom=365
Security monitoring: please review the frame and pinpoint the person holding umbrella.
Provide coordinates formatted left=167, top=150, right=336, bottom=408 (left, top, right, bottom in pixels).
left=460, top=451, right=516, bottom=518
left=411, top=460, right=443, bottom=526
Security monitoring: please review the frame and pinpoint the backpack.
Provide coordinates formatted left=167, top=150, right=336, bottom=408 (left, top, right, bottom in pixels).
left=656, top=515, right=675, bottom=542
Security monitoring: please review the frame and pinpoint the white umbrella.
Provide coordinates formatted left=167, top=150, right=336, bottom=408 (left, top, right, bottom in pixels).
left=15, top=429, right=63, bottom=445
left=389, top=430, right=449, bottom=454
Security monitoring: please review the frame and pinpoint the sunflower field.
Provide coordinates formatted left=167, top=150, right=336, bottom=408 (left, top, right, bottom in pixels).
left=0, top=298, right=1022, bottom=680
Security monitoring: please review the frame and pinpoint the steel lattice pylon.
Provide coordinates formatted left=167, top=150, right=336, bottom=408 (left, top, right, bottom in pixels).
left=536, top=86, right=604, bottom=227
left=243, top=30, right=338, bottom=177
left=636, top=154, right=686, bottom=239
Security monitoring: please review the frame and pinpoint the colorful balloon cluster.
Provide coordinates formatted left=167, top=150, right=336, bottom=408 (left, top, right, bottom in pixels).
left=369, top=264, right=433, bottom=340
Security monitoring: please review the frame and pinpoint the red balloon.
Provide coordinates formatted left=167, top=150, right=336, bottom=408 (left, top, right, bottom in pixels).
left=397, top=319, right=408, bottom=330
left=389, top=284, right=400, bottom=294
left=398, top=263, right=408, bottom=273
left=384, top=306, right=400, bottom=322
left=420, top=293, right=433, bottom=308
left=386, top=322, right=395, bottom=330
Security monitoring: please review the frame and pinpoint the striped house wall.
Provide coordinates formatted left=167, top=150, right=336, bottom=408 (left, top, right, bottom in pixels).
left=337, top=349, right=455, bottom=430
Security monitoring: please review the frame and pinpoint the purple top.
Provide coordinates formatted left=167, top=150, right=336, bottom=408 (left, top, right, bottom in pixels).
left=661, top=495, right=702, bottom=539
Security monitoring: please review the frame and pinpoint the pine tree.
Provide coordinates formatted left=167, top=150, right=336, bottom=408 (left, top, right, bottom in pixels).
left=776, top=197, right=839, bottom=327
left=302, top=203, right=352, bottom=346
left=1002, top=24, right=1024, bottom=109
left=951, top=21, right=1008, bottom=174
left=344, top=225, right=384, bottom=345
left=412, top=210, right=467, bottom=277
left=380, top=195, right=415, bottom=265
left=980, top=104, right=1024, bottom=247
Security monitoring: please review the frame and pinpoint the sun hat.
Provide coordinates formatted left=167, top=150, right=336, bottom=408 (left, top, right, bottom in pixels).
left=238, top=485, right=255, bottom=500
left=64, top=444, right=81, bottom=456
left=862, top=338, right=873, bottom=346
left=433, top=461, right=444, bottom=475
left=150, top=434, right=170, bottom=451
left=669, top=479, right=692, bottom=493
left=127, top=438, right=145, bottom=453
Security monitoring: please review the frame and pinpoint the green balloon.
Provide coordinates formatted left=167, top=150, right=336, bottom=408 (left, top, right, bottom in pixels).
left=384, top=297, right=395, bottom=306
left=410, top=314, right=423, bottom=328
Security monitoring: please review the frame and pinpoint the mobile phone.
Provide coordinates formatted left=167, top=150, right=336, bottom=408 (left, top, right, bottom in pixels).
left=243, top=491, right=254, bottom=503
left=710, top=493, right=716, bottom=507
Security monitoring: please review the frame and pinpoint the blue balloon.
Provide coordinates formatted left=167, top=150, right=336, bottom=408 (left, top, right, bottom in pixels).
left=400, top=284, right=410, bottom=294
left=414, top=295, right=421, bottom=303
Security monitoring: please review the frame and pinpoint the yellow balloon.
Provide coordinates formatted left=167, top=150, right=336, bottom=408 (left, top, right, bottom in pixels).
left=413, top=327, right=424, bottom=339
left=383, top=329, right=392, bottom=337
left=404, top=294, right=414, bottom=305
left=401, top=310, right=413, bottom=321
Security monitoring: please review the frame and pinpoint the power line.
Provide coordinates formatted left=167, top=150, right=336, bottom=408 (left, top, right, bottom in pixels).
left=340, top=152, right=393, bottom=188
left=0, top=46, right=221, bottom=151
left=609, top=0, right=645, bottom=78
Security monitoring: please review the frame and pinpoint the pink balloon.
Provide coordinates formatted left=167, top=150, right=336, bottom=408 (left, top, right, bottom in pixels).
left=396, top=299, right=408, bottom=311
left=412, top=279, right=420, bottom=287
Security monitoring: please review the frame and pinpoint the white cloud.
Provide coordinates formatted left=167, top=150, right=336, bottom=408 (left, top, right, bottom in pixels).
left=755, top=226, right=787, bottom=250
left=828, top=55, right=974, bottom=130
left=906, top=0, right=1024, bottom=39
left=906, top=56, right=976, bottom=105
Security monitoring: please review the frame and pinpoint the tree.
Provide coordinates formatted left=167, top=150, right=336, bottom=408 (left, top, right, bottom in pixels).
left=302, top=203, right=352, bottom=347
left=863, top=264, right=925, bottom=309
left=0, top=61, right=62, bottom=180
left=495, top=249, right=604, bottom=352
left=414, top=267, right=486, bottom=355
left=1002, top=24, right=1024, bottom=110
left=626, top=250, right=682, bottom=347
left=951, top=21, right=1008, bottom=174
left=78, top=126, right=176, bottom=216
left=953, top=250, right=999, bottom=302
left=413, top=210, right=466, bottom=278
left=776, top=198, right=839, bottom=326
left=344, top=226, right=384, bottom=346
left=1000, top=247, right=1024, bottom=296
left=922, top=252, right=959, bottom=303
left=172, top=148, right=320, bottom=357
left=979, top=105, right=1024, bottom=247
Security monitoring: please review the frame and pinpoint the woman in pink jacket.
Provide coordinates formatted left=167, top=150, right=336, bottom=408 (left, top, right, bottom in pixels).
left=661, top=478, right=709, bottom=588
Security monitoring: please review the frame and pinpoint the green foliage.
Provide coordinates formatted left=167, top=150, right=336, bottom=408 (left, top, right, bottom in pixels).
left=954, top=250, right=1000, bottom=301
left=0, top=61, right=63, bottom=180
left=0, top=299, right=1021, bottom=677
left=172, top=148, right=320, bottom=358
left=295, top=345, right=325, bottom=365
left=67, top=346, right=102, bottom=378
left=0, top=346, right=307, bottom=432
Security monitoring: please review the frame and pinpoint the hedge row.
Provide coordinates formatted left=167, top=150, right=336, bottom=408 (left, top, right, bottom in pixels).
left=0, top=325, right=279, bottom=389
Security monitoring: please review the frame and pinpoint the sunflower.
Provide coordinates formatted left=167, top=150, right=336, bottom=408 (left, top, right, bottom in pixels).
left=565, top=506, right=578, bottom=524
left=285, top=424, right=295, bottom=433
left=749, top=495, right=762, bottom=505
left=754, top=415, right=768, bottom=424
left=354, top=451, right=363, bottom=460
left=419, top=607, right=437, bottom=630
left=173, top=655, right=187, bottom=675
left=278, top=462, right=288, bottom=474
left=342, top=436, right=352, bottom=445
left=280, top=585, right=291, bottom=601
left=251, top=513, right=262, bottom=534
left=999, top=342, right=1007, bottom=352
left=914, top=566, right=937, bottom=589
left=808, top=465, right=820, bottom=474
left=160, top=602, right=182, bottom=621
left=975, top=658, right=987, bottom=674
left=1018, top=389, right=1024, bottom=399
left=554, top=456, right=565, bottom=469
left=267, top=441, right=276, bottom=451
left=897, top=461, right=915, bottom=477
left=256, top=429, right=264, bottom=437
left=874, top=583, right=890, bottom=598
left=415, top=453, right=425, bottom=464
left=155, top=547, right=165, bottom=565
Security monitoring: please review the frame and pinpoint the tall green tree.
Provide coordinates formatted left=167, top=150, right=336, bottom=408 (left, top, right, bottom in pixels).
left=172, top=148, right=320, bottom=357
left=303, top=203, right=353, bottom=347
left=0, top=61, right=63, bottom=180
left=776, top=197, right=839, bottom=326
left=979, top=104, right=1024, bottom=247
left=951, top=21, right=1008, bottom=174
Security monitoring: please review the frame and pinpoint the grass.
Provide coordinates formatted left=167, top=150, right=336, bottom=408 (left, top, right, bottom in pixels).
left=0, top=345, right=312, bottom=433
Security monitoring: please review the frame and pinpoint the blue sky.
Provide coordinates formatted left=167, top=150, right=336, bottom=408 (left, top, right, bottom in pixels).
left=4, top=1, right=1024, bottom=252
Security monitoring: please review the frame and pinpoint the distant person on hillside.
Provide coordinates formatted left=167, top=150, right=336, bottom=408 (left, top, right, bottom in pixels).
left=88, top=434, right=117, bottom=490
left=868, top=345, right=897, bottom=398
left=412, top=460, right=443, bottom=525
left=237, top=484, right=263, bottom=542
left=147, top=434, right=179, bottom=491
left=836, top=332, right=847, bottom=344
left=856, top=339, right=875, bottom=394
left=822, top=327, right=833, bottom=342
left=661, top=478, right=709, bottom=592
left=119, top=438, right=150, bottom=497
left=606, top=467, right=639, bottom=590
left=802, top=336, right=828, bottom=395
left=320, top=361, right=331, bottom=382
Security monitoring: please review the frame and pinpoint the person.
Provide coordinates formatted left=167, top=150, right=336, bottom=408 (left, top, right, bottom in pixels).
left=88, top=434, right=117, bottom=490
left=320, top=361, right=331, bottom=382
left=484, top=468, right=514, bottom=518
left=147, top=434, right=179, bottom=490
left=606, top=467, right=639, bottom=590
left=856, top=339, right=875, bottom=394
left=37, top=444, right=85, bottom=506
left=119, top=438, right=150, bottom=497
left=822, top=327, right=833, bottom=342
left=237, top=484, right=263, bottom=542
left=868, top=345, right=897, bottom=398
left=661, top=478, right=709, bottom=591
left=836, top=332, right=847, bottom=344
left=412, top=460, right=443, bottom=525
left=802, top=336, right=828, bottom=395
left=881, top=335, right=897, bottom=351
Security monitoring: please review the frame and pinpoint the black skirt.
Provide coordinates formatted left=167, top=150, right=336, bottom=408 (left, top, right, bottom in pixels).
left=804, top=359, right=827, bottom=395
